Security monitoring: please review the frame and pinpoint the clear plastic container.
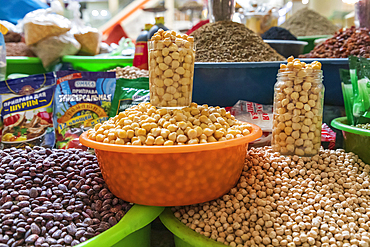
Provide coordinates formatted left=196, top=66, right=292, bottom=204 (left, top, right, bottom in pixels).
left=272, top=68, right=324, bottom=156
left=148, top=40, right=195, bottom=109
left=208, top=0, right=235, bottom=23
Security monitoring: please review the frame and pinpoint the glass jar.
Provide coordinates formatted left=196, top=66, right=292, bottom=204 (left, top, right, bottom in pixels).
left=271, top=68, right=324, bottom=157
left=148, top=40, right=195, bottom=109
left=208, top=0, right=235, bottom=23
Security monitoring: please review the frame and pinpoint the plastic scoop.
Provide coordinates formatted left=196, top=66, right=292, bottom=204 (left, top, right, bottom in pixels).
left=77, top=205, right=165, bottom=247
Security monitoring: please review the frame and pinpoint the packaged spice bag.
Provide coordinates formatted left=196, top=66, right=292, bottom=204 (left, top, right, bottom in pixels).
left=0, top=73, right=56, bottom=149
left=54, top=71, right=116, bottom=149
left=109, top=77, right=149, bottom=118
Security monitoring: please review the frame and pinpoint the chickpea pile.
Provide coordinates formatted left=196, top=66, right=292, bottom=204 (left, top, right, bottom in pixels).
left=108, top=66, right=149, bottom=79
left=149, top=29, right=195, bottom=108
left=174, top=147, right=370, bottom=247
left=87, top=102, right=253, bottom=145
left=272, top=57, right=324, bottom=157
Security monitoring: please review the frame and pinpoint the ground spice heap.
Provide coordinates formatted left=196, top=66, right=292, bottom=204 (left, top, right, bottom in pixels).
left=174, top=147, right=370, bottom=247
left=281, top=8, right=338, bottom=37
left=191, top=21, right=285, bottom=62
left=300, top=26, right=370, bottom=58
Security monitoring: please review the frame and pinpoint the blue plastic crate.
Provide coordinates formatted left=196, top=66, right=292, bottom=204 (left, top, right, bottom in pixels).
left=192, top=59, right=349, bottom=107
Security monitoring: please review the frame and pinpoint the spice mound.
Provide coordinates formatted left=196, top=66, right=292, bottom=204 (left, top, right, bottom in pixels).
left=300, top=26, right=370, bottom=59
left=173, top=147, right=370, bottom=247
left=261, top=27, right=297, bottom=41
left=87, top=102, right=253, bottom=145
left=109, top=66, right=149, bottom=79
left=281, top=8, right=338, bottom=37
left=191, top=21, right=285, bottom=62
left=0, top=146, right=131, bottom=246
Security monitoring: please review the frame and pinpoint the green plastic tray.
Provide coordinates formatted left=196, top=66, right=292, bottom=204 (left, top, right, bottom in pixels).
left=331, top=117, right=370, bottom=164
left=160, top=208, right=226, bottom=247
left=6, top=56, right=46, bottom=76
left=77, top=205, right=164, bottom=247
left=297, top=35, right=332, bottom=54
left=62, top=55, right=133, bottom=72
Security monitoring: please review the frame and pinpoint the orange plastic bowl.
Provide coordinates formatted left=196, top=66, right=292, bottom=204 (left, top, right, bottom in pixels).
left=79, top=123, right=262, bottom=206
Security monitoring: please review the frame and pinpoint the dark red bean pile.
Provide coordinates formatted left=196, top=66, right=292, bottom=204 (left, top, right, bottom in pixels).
left=0, top=146, right=131, bottom=247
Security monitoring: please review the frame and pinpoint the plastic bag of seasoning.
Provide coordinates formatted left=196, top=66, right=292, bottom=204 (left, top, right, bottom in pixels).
left=109, top=77, right=149, bottom=117
left=340, top=68, right=354, bottom=125
left=0, top=73, right=56, bottom=149
left=349, top=56, right=370, bottom=125
left=54, top=70, right=116, bottom=149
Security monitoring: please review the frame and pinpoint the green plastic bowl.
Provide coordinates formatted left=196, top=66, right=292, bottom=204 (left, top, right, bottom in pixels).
left=62, top=55, right=133, bottom=72
left=160, top=208, right=226, bottom=247
left=331, top=117, right=370, bottom=164
left=77, top=205, right=164, bottom=247
left=297, top=35, right=332, bottom=54
left=6, top=56, right=46, bottom=76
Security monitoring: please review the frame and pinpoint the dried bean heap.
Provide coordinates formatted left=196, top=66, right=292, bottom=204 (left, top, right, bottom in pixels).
left=87, top=102, right=253, bottom=146
left=281, top=8, right=338, bottom=37
left=108, top=66, right=149, bottom=79
left=355, top=123, right=370, bottom=130
left=191, top=21, right=285, bottom=62
left=0, top=146, right=131, bottom=247
left=174, top=147, right=370, bottom=247
left=300, top=27, right=370, bottom=59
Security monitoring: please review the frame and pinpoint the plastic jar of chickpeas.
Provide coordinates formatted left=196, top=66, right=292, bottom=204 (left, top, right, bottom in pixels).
left=272, top=57, right=324, bottom=157
left=148, top=33, right=195, bottom=109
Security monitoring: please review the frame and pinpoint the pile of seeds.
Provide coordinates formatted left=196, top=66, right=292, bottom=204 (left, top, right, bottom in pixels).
left=87, top=102, right=253, bottom=145
left=0, top=146, right=131, bottom=247
left=109, top=66, right=149, bottom=79
left=261, top=27, right=297, bottom=41
left=191, top=21, right=285, bottom=62
left=355, top=123, right=370, bottom=130
left=281, top=8, right=338, bottom=37
left=300, top=27, right=370, bottom=58
left=174, top=147, right=370, bottom=247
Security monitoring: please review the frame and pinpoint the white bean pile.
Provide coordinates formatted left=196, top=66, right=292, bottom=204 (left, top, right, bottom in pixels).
left=174, top=147, right=370, bottom=247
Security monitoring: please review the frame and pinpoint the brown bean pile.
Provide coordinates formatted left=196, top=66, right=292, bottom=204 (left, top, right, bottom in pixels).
left=174, top=147, right=370, bottom=247
left=191, top=21, right=285, bottom=62
left=6, top=43, right=36, bottom=57
left=280, top=8, right=338, bottom=37
left=109, top=66, right=149, bottom=79
left=300, top=27, right=370, bottom=59
left=0, top=146, right=131, bottom=247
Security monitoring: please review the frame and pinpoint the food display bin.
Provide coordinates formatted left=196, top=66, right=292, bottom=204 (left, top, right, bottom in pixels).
left=62, top=55, right=134, bottom=72
left=79, top=124, right=262, bottom=207
left=6, top=56, right=46, bottom=76
left=77, top=205, right=164, bottom=247
left=193, top=58, right=349, bottom=107
left=297, top=35, right=332, bottom=54
left=331, top=117, right=370, bottom=164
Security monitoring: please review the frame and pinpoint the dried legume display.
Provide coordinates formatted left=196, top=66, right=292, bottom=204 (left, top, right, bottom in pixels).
left=272, top=57, right=324, bottom=157
left=173, top=147, right=370, bottom=247
left=280, top=8, right=338, bottom=37
left=261, top=27, right=297, bottom=41
left=0, top=146, right=131, bottom=247
left=148, top=29, right=195, bottom=108
left=87, top=102, right=253, bottom=145
left=355, top=123, right=370, bottom=130
left=300, top=27, right=370, bottom=59
left=108, top=66, right=149, bottom=79
left=191, top=21, right=285, bottom=62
